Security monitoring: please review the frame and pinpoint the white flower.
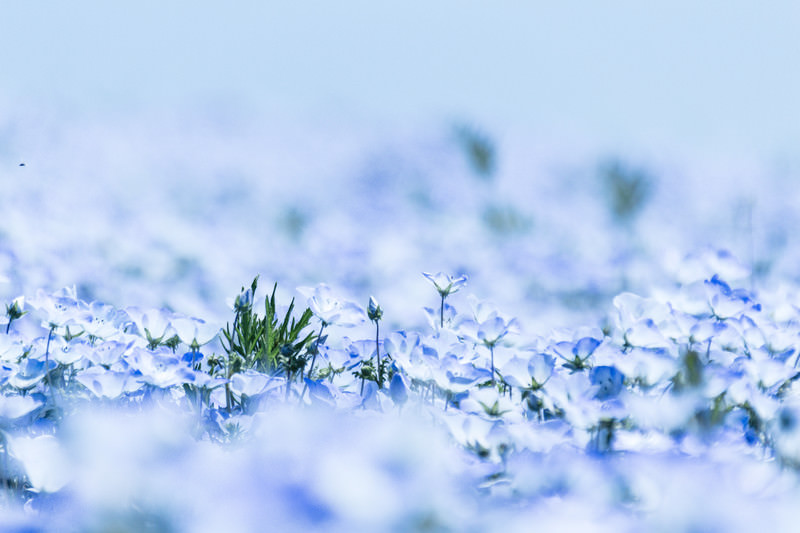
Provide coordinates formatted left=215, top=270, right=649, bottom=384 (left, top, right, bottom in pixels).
left=422, top=272, right=468, bottom=297
left=297, top=284, right=366, bottom=327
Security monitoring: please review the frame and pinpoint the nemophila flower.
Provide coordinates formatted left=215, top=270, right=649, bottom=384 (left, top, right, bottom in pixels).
left=704, top=275, right=761, bottom=319
left=359, top=380, right=382, bottom=410
left=725, top=407, right=761, bottom=446
left=27, top=287, right=88, bottom=331
left=613, top=292, right=670, bottom=332
left=440, top=410, right=497, bottom=455
left=622, top=318, right=670, bottom=349
left=422, top=272, right=468, bottom=297
left=0, top=334, right=25, bottom=362
left=422, top=302, right=457, bottom=330
left=230, top=369, right=271, bottom=397
left=677, top=248, right=750, bottom=284
left=9, top=357, right=55, bottom=391
left=383, top=331, right=422, bottom=364
left=497, top=355, right=533, bottom=389
left=304, top=376, right=340, bottom=408
left=769, top=402, right=800, bottom=465
left=389, top=345, right=434, bottom=385
left=461, top=387, right=516, bottom=420
left=125, top=307, right=177, bottom=347
left=613, top=347, right=677, bottom=388
left=529, top=353, right=555, bottom=388
left=423, top=272, right=468, bottom=330
left=76, top=365, right=132, bottom=399
left=0, top=394, right=42, bottom=422
left=345, top=339, right=376, bottom=363
left=86, top=339, right=133, bottom=368
left=589, top=366, right=625, bottom=400
left=552, top=337, right=602, bottom=371
left=731, top=314, right=767, bottom=351
left=541, top=372, right=598, bottom=427
left=125, top=346, right=192, bottom=388
left=739, top=349, right=797, bottom=392
left=54, top=337, right=92, bottom=365
left=297, top=284, right=366, bottom=327
left=181, top=349, right=206, bottom=370
left=171, top=315, right=220, bottom=350
left=477, top=315, right=519, bottom=348
left=434, top=353, right=492, bottom=394
left=688, top=317, right=728, bottom=344
left=389, top=371, right=409, bottom=406
left=0, top=362, right=16, bottom=387
left=7, top=434, right=71, bottom=493
left=73, top=301, right=126, bottom=340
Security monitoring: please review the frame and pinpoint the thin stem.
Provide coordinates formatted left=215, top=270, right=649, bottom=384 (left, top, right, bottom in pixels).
left=375, top=320, right=381, bottom=388
left=43, top=326, right=54, bottom=394
left=225, top=314, right=240, bottom=413
left=440, top=294, right=445, bottom=329
left=490, top=345, right=496, bottom=386
left=5, top=321, right=9, bottom=334
left=299, top=323, right=326, bottom=403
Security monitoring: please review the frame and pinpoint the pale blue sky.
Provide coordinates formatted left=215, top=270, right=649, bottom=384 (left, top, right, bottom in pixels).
left=2, top=1, right=799, bottom=155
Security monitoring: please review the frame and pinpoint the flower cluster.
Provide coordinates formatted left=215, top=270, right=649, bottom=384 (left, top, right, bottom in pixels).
left=1, top=263, right=800, bottom=531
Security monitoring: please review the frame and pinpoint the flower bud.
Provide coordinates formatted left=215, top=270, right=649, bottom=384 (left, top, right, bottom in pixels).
left=234, top=288, right=253, bottom=313
left=367, top=296, right=383, bottom=322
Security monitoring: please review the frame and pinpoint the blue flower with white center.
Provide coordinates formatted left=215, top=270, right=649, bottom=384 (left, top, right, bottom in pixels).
left=423, top=272, right=468, bottom=329
left=76, top=365, right=132, bottom=399
left=125, top=307, right=177, bottom=347
left=298, top=284, right=366, bottom=328
left=0, top=394, right=42, bottom=422
left=422, top=272, right=468, bottom=298
left=529, top=353, right=555, bottom=388
left=87, top=339, right=133, bottom=368
left=705, top=274, right=761, bottom=319
left=27, top=287, right=87, bottom=331
left=389, top=371, right=409, bottom=407
left=553, top=336, right=601, bottom=371
left=125, top=346, right=192, bottom=388
left=590, top=366, right=625, bottom=400
left=171, top=315, right=220, bottom=351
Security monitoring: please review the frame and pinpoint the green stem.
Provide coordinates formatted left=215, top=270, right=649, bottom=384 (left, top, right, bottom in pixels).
left=299, top=323, right=326, bottom=403
left=490, top=345, right=496, bottom=386
left=375, top=320, right=382, bottom=388
left=43, top=326, right=54, bottom=394
left=440, top=294, right=445, bottom=328
left=225, top=313, right=241, bottom=413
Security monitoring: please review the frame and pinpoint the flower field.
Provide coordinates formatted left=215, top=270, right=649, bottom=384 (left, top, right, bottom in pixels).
left=2, top=117, right=800, bottom=532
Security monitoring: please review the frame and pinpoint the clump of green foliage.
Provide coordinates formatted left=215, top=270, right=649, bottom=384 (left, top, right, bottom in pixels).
left=219, top=277, right=316, bottom=407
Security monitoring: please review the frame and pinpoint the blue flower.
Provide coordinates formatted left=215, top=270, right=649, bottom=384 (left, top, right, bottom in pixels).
left=422, top=272, right=468, bottom=297
left=297, top=284, right=366, bottom=327
left=590, top=366, right=625, bottom=400
left=705, top=275, right=761, bottom=318
left=389, top=372, right=409, bottom=406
